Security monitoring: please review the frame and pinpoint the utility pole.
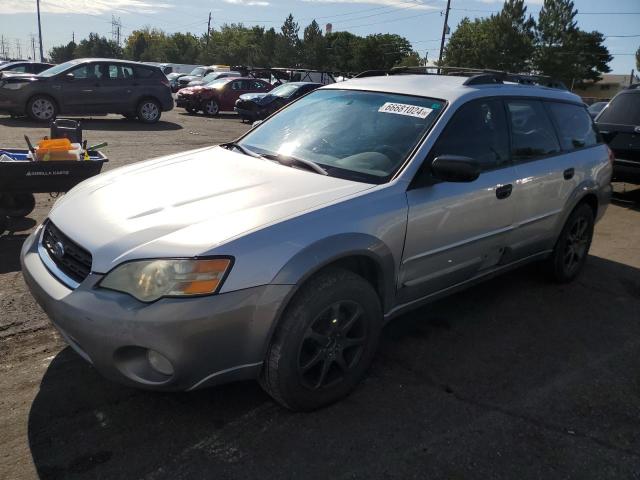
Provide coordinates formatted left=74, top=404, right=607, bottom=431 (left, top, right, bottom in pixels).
left=0, top=36, right=6, bottom=60
left=111, top=15, right=122, bottom=46
left=438, top=0, right=452, bottom=74
left=72, top=32, right=75, bottom=44
left=206, top=12, right=212, bottom=46
left=15, top=39, right=22, bottom=59
left=37, top=0, right=44, bottom=61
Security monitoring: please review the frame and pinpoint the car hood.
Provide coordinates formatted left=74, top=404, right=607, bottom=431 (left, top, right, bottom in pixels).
left=48, top=146, right=374, bottom=273
left=179, top=75, right=200, bottom=83
left=239, top=92, right=269, bottom=101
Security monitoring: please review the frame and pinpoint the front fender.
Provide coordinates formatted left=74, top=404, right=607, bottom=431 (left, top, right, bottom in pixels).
left=272, top=232, right=397, bottom=313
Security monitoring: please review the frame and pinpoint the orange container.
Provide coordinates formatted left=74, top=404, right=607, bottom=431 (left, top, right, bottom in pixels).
left=35, top=138, right=81, bottom=161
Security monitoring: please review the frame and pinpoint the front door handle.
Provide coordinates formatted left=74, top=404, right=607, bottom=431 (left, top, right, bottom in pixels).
left=563, top=168, right=575, bottom=180
left=495, top=184, right=513, bottom=200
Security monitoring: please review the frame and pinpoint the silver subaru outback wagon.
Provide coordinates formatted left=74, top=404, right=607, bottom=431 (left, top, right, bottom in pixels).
left=21, top=73, right=612, bottom=411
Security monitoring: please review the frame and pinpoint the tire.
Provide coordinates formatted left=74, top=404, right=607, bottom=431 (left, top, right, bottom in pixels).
left=547, top=203, right=594, bottom=283
left=136, top=99, right=161, bottom=124
left=186, top=107, right=198, bottom=114
left=203, top=99, right=219, bottom=117
left=1, top=193, right=36, bottom=218
left=260, top=268, right=382, bottom=411
left=27, top=95, right=57, bottom=122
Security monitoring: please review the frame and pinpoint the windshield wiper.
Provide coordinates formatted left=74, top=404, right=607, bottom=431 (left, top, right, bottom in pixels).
left=260, top=153, right=328, bottom=176
left=222, top=142, right=262, bottom=159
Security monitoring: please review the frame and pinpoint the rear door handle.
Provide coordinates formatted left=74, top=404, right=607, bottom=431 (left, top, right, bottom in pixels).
left=563, top=168, right=575, bottom=180
left=495, top=184, right=513, bottom=200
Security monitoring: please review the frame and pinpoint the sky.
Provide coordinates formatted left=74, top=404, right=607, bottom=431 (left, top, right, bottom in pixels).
left=0, top=0, right=638, bottom=73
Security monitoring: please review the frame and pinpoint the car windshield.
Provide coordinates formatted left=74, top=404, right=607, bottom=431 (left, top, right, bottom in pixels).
left=38, top=60, right=82, bottom=77
left=189, top=67, right=206, bottom=76
left=269, top=83, right=302, bottom=98
left=238, top=89, right=445, bottom=183
left=202, top=72, right=219, bottom=82
left=596, top=93, right=640, bottom=125
left=588, top=102, right=607, bottom=113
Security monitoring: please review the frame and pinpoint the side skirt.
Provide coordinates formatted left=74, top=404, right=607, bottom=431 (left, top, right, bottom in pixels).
left=385, top=250, right=552, bottom=322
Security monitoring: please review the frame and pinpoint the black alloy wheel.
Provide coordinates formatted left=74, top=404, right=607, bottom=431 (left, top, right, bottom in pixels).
left=298, top=300, right=367, bottom=390
left=548, top=203, right=594, bottom=282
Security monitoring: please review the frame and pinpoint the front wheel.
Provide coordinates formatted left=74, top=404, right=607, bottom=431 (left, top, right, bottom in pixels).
left=260, top=268, right=382, bottom=411
left=27, top=95, right=57, bottom=122
left=547, top=203, right=594, bottom=282
left=137, top=99, right=161, bottom=124
left=203, top=99, right=219, bottom=116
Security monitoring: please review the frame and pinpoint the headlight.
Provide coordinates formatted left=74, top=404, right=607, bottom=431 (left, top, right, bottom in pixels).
left=99, top=258, right=233, bottom=302
left=2, top=82, right=28, bottom=90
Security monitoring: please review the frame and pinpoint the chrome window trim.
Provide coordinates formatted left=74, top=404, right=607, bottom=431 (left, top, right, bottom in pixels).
left=37, top=224, right=81, bottom=290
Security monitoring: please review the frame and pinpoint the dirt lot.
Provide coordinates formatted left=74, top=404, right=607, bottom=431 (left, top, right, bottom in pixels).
left=1, top=110, right=640, bottom=479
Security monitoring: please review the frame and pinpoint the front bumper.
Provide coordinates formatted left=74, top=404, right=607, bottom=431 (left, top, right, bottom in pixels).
left=21, top=228, right=292, bottom=391
left=234, top=107, right=258, bottom=121
left=176, top=96, right=200, bottom=110
left=612, top=158, right=640, bottom=184
left=0, top=91, right=25, bottom=114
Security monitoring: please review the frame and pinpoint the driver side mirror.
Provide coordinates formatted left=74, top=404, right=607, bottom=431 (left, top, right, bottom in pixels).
left=431, top=155, right=480, bottom=183
left=63, top=73, right=75, bottom=82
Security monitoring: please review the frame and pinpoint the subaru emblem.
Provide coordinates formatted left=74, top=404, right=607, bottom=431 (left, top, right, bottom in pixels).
left=52, top=241, right=65, bottom=258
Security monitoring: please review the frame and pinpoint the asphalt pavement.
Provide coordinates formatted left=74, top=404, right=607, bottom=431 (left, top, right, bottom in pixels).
left=1, top=110, right=639, bottom=479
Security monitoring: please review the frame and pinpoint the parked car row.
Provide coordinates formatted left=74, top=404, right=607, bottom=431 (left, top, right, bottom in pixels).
left=176, top=77, right=272, bottom=115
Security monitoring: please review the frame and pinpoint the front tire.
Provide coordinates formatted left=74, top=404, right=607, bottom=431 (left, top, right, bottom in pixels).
left=203, top=99, right=219, bottom=117
left=27, top=95, right=57, bottom=122
left=548, top=203, right=594, bottom=283
left=260, top=268, right=382, bottom=411
left=137, top=99, right=161, bottom=124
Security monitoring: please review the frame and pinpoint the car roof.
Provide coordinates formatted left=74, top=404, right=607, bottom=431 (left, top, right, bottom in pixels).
left=323, top=74, right=582, bottom=105
left=74, top=58, right=158, bottom=67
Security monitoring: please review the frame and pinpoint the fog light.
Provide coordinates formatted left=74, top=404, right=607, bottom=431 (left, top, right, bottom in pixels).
left=146, top=350, right=174, bottom=376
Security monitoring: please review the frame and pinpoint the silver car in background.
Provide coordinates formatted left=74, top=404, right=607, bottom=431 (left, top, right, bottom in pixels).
left=21, top=73, right=612, bottom=411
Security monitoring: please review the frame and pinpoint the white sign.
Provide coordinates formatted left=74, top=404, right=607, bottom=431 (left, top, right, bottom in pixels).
left=378, top=102, right=432, bottom=119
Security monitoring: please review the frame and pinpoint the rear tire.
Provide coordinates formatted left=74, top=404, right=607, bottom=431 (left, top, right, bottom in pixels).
left=137, top=99, right=161, bottom=124
left=260, top=268, right=382, bottom=411
left=547, top=203, right=594, bottom=283
left=27, top=95, right=57, bottom=122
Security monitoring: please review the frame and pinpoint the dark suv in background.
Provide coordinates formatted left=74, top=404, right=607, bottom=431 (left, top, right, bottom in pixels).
left=0, top=58, right=174, bottom=123
left=595, top=84, right=640, bottom=183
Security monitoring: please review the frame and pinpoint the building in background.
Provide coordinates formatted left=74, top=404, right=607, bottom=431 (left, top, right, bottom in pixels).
left=574, top=73, right=639, bottom=104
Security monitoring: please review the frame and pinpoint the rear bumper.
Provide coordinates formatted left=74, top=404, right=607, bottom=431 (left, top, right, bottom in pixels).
left=21, top=227, right=293, bottom=391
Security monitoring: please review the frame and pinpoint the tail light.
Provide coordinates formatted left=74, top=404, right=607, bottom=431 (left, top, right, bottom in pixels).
left=606, top=145, right=615, bottom=165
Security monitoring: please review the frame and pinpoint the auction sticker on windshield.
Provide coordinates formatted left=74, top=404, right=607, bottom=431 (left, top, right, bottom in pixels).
left=378, top=102, right=432, bottom=119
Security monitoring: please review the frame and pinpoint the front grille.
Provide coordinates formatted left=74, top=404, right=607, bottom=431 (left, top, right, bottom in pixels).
left=41, top=222, right=92, bottom=284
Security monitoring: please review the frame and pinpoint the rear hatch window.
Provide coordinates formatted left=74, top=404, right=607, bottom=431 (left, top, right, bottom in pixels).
left=597, top=92, right=640, bottom=125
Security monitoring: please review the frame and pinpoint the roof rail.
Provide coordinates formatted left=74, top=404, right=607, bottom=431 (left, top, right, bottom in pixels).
left=353, top=66, right=567, bottom=90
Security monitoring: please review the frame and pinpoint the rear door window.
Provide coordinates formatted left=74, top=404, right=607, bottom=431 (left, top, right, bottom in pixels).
left=596, top=93, right=640, bottom=125
left=134, top=66, right=156, bottom=79
left=105, top=64, right=134, bottom=80
left=430, top=98, right=510, bottom=172
left=546, top=102, right=600, bottom=150
left=506, top=100, right=560, bottom=162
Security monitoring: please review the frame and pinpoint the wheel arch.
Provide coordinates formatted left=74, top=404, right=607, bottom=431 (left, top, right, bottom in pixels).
left=554, top=180, right=600, bottom=239
left=260, top=233, right=397, bottom=357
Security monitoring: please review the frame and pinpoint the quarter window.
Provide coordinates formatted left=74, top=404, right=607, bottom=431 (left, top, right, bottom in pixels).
left=547, top=102, right=599, bottom=150
left=106, top=64, right=134, bottom=80
left=507, top=100, right=560, bottom=161
left=134, top=66, right=155, bottom=79
left=430, top=99, right=510, bottom=172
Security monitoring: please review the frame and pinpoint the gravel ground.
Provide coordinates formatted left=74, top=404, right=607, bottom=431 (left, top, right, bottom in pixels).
left=1, top=110, right=639, bottom=480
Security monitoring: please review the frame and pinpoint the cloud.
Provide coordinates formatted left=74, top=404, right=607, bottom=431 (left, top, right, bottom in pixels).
left=301, top=0, right=438, bottom=9
left=223, top=0, right=270, bottom=5
left=1, top=0, right=171, bottom=15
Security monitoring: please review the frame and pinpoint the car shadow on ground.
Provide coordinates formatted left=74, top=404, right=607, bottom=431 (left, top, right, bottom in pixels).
left=27, top=256, right=640, bottom=479
left=0, top=217, right=35, bottom=274
left=0, top=116, right=182, bottom=132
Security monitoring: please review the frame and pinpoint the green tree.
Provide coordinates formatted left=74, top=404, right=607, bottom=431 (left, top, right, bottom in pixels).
left=442, top=0, right=535, bottom=71
left=274, top=14, right=300, bottom=66
left=534, top=0, right=610, bottom=86
left=302, top=20, right=327, bottom=69
left=354, top=34, right=412, bottom=71
left=75, top=33, right=122, bottom=58
left=325, top=31, right=361, bottom=72
left=395, top=52, right=422, bottom=67
left=49, top=41, right=76, bottom=63
left=165, top=33, right=201, bottom=64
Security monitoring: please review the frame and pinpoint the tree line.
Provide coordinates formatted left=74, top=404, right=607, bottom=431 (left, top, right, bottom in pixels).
left=49, top=14, right=418, bottom=74
left=49, top=0, right=618, bottom=86
left=441, top=0, right=613, bottom=87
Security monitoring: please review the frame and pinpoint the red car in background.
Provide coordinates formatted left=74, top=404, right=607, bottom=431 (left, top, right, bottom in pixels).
left=176, top=77, right=272, bottom=116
